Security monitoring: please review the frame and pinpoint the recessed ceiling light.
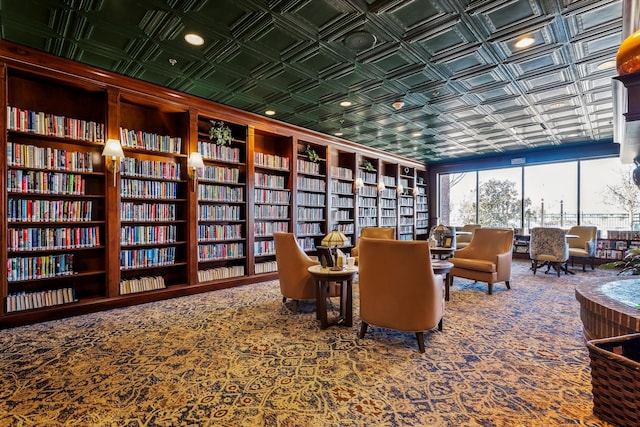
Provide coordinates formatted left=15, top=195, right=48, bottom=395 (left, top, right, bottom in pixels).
left=339, top=101, right=352, bottom=107
left=265, top=110, right=276, bottom=116
left=334, top=131, right=344, bottom=136
left=515, top=36, right=535, bottom=48
left=392, top=101, right=404, bottom=110
left=597, top=60, right=616, bottom=70
left=184, top=33, right=204, bottom=46
left=412, top=132, right=422, bottom=137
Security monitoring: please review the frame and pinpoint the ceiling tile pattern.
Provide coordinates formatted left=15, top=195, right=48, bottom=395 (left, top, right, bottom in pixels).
left=0, top=0, right=623, bottom=163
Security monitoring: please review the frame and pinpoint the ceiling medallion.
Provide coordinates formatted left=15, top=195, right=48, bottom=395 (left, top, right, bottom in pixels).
left=344, top=31, right=377, bottom=51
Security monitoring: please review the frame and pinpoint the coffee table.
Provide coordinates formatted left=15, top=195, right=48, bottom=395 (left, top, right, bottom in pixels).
left=307, top=265, right=357, bottom=329
left=432, top=259, right=454, bottom=301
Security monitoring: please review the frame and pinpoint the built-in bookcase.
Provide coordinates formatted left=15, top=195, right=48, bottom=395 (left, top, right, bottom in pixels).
left=295, top=142, right=327, bottom=252
left=118, top=99, right=189, bottom=293
left=380, top=162, right=398, bottom=233
left=330, top=150, right=356, bottom=247
left=415, top=170, right=429, bottom=238
left=398, top=166, right=415, bottom=240
left=357, top=156, right=379, bottom=235
left=252, top=130, right=292, bottom=275
left=4, top=70, right=107, bottom=313
left=196, top=117, right=247, bottom=283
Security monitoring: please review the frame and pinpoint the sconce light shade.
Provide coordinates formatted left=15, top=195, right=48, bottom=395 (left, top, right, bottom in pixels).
left=102, top=139, right=124, bottom=168
left=377, top=181, right=386, bottom=192
left=397, top=183, right=404, bottom=196
left=413, top=186, right=420, bottom=197
left=354, top=177, right=364, bottom=191
left=188, top=152, right=205, bottom=171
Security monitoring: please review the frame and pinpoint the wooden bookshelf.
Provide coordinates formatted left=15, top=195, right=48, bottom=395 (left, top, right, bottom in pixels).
left=0, top=40, right=426, bottom=327
left=398, top=166, right=415, bottom=241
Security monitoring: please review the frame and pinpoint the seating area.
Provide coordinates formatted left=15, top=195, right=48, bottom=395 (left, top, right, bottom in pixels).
left=273, top=224, right=600, bottom=351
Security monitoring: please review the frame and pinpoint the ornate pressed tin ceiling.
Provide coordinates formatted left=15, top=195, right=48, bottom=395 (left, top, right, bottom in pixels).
left=0, top=0, right=623, bottom=163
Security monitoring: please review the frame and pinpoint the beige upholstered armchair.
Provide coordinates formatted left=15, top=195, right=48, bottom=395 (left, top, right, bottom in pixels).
left=456, top=224, right=481, bottom=249
left=567, top=226, right=597, bottom=271
left=357, top=237, right=444, bottom=353
left=274, top=232, right=339, bottom=312
left=529, top=227, right=569, bottom=276
left=352, top=227, right=395, bottom=264
left=449, top=228, right=514, bottom=295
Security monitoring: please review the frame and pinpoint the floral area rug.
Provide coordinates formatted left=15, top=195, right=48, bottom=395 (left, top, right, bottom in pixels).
left=0, top=259, right=621, bottom=426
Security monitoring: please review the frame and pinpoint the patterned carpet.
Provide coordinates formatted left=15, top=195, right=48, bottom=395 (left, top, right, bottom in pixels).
left=0, top=259, right=622, bottom=426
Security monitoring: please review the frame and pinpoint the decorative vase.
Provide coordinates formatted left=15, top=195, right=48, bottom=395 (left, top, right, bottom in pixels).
left=617, top=29, right=640, bottom=75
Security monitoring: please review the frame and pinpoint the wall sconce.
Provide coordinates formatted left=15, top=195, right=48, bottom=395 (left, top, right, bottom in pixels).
left=413, top=186, right=420, bottom=197
left=101, top=138, right=125, bottom=187
left=188, top=152, right=205, bottom=192
left=397, top=183, right=404, bottom=196
left=377, top=181, right=386, bottom=193
left=354, top=177, right=364, bottom=192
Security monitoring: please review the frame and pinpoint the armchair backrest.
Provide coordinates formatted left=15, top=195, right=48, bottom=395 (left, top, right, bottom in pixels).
left=530, top=227, right=569, bottom=261
left=352, top=227, right=395, bottom=257
left=358, top=237, right=443, bottom=332
left=567, top=226, right=597, bottom=253
left=456, top=224, right=481, bottom=244
left=273, top=232, right=319, bottom=300
left=456, top=228, right=513, bottom=261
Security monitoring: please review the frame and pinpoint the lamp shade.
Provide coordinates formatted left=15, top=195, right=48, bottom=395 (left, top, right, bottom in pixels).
left=321, top=230, right=349, bottom=247
left=102, top=139, right=124, bottom=159
left=188, top=152, right=205, bottom=169
left=354, top=177, right=364, bottom=190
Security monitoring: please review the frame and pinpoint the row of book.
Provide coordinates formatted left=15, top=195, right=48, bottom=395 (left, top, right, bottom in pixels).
left=382, top=175, right=396, bottom=186
left=331, top=181, right=353, bottom=195
left=254, top=240, right=276, bottom=256
left=120, top=247, right=176, bottom=269
left=331, top=165, right=353, bottom=180
left=8, top=199, right=93, bottom=222
left=6, top=287, right=76, bottom=313
left=7, top=142, right=94, bottom=172
left=332, top=196, right=354, bottom=208
left=297, top=207, right=324, bottom=221
left=297, top=237, right=317, bottom=251
left=8, top=254, right=74, bottom=282
left=254, top=188, right=290, bottom=204
left=400, top=217, right=414, bottom=226
left=380, top=218, right=397, bottom=226
left=335, top=223, right=355, bottom=234
left=358, top=170, right=377, bottom=183
left=254, top=205, right=289, bottom=219
left=198, top=205, right=242, bottom=221
left=400, top=207, right=414, bottom=215
left=334, top=210, right=352, bottom=221
left=198, top=265, right=245, bottom=282
left=400, top=198, right=414, bottom=207
left=606, top=230, right=640, bottom=240
left=399, top=225, right=414, bottom=233
left=380, top=199, right=397, bottom=208
left=255, top=172, right=286, bottom=189
left=121, top=179, right=178, bottom=199
left=595, top=249, right=624, bottom=260
left=254, top=221, right=288, bottom=237
left=119, top=276, right=166, bottom=295
left=597, top=240, right=628, bottom=250
left=198, top=224, right=243, bottom=241
left=121, top=202, right=176, bottom=222
left=380, top=189, right=396, bottom=199
left=119, top=127, right=182, bottom=154
left=359, top=217, right=378, bottom=227
left=359, top=207, right=378, bottom=217
left=198, top=140, right=241, bottom=162
left=8, top=170, right=86, bottom=195
left=120, top=225, right=177, bottom=245
left=7, top=106, right=105, bottom=142
left=254, top=152, right=290, bottom=170
left=296, top=222, right=322, bottom=236
left=8, top=226, right=100, bottom=251
left=297, top=176, right=326, bottom=192
left=255, top=260, right=277, bottom=274
left=359, top=186, right=377, bottom=197
left=297, top=158, right=321, bottom=175
left=197, top=184, right=244, bottom=202
left=198, top=243, right=244, bottom=261
left=200, top=165, right=240, bottom=183
left=121, top=157, right=181, bottom=180
left=297, top=192, right=325, bottom=206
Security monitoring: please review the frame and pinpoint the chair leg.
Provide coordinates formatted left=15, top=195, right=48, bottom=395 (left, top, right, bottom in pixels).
left=505, top=280, right=510, bottom=290
left=531, top=260, right=537, bottom=274
left=358, top=322, right=369, bottom=339
left=438, top=318, right=443, bottom=331
left=416, top=332, right=425, bottom=353
left=591, top=257, right=595, bottom=270
left=582, top=258, right=586, bottom=272
left=556, top=262, right=561, bottom=277
left=487, top=283, right=493, bottom=295
left=292, top=300, right=298, bottom=314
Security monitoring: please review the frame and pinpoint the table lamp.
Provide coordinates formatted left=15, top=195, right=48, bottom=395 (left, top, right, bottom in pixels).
left=321, top=229, right=349, bottom=270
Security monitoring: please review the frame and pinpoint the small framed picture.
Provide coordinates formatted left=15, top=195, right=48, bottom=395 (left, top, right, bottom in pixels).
left=444, top=237, right=453, bottom=248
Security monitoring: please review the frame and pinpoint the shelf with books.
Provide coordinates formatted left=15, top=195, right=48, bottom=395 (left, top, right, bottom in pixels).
left=398, top=171, right=415, bottom=241
left=330, top=150, right=356, bottom=246
left=252, top=130, right=292, bottom=274
left=357, top=156, right=379, bottom=234
left=196, top=116, right=247, bottom=282
left=415, top=170, right=429, bottom=237
left=379, top=162, right=398, bottom=232
left=4, top=69, right=108, bottom=315
left=296, top=142, right=327, bottom=252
